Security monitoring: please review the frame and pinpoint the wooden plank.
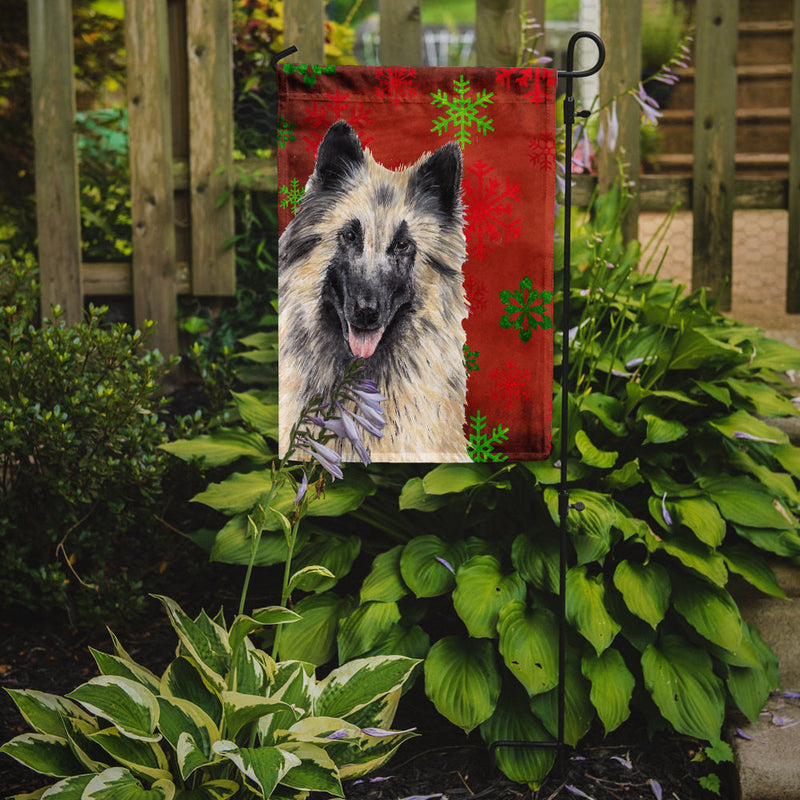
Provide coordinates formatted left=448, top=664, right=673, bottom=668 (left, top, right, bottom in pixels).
left=82, top=262, right=191, bottom=296
left=787, top=0, right=800, bottom=312
left=28, top=0, right=83, bottom=324
left=379, top=0, right=421, bottom=66
left=126, top=0, right=179, bottom=355
left=691, top=0, right=738, bottom=311
left=187, top=0, right=235, bottom=295
left=284, top=0, right=325, bottom=64
left=233, top=157, right=279, bottom=192
left=475, top=0, right=520, bottom=67
left=598, top=0, right=642, bottom=243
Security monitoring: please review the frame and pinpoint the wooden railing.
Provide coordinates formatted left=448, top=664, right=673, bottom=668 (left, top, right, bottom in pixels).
left=27, top=0, right=800, bottom=355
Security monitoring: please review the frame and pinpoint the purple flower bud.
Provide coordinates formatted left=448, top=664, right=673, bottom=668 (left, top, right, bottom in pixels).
left=326, top=729, right=351, bottom=740
left=649, top=779, right=663, bottom=800
left=296, top=436, right=343, bottom=480
left=661, top=492, right=673, bottom=526
left=435, top=556, right=455, bottom=574
left=294, top=472, right=308, bottom=505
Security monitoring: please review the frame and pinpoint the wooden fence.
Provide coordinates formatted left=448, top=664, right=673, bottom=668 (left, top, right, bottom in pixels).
left=28, top=0, right=800, bottom=356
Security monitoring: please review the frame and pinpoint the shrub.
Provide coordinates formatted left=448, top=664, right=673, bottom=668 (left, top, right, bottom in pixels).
left=0, top=253, right=174, bottom=623
left=1, top=595, right=419, bottom=798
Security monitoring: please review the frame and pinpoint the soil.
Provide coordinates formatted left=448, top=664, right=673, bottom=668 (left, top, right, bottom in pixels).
left=0, top=581, right=732, bottom=800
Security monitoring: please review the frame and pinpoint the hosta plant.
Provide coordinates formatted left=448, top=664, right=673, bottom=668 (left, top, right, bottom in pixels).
left=1, top=595, right=418, bottom=800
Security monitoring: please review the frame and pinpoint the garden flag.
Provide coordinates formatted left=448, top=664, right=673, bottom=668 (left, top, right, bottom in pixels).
left=277, top=64, right=557, bottom=463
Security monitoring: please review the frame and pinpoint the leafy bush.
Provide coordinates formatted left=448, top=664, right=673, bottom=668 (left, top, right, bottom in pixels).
left=165, top=185, right=800, bottom=788
left=0, top=253, right=174, bottom=622
left=1, top=595, right=419, bottom=798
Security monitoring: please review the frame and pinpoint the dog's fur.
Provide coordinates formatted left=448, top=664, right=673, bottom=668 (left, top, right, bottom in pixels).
left=279, top=120, right=470, bottom=462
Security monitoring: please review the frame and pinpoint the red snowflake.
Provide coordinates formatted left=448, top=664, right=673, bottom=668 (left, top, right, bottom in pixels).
left=464, top=274, right=489, bottom=313
left=462, top=160, right=521, bottom=262
left=494, top=67, right=555, bottom=104
left=529, top=135, right=557, bottom=170
left=375, top=67, right=418, bottom=105
left=490, top=360, right=532, bottom=411
left=301, top=91, right=374, bottom=153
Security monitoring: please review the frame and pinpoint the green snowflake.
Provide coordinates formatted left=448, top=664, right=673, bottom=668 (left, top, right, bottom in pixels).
left=499, top=276, right=553, bottom=343
left=279, top=179, right=305, bottom=215
left=283, top=63, right=336, bottom=87
left=463, top=344, right=480, bottom=373
left=467, top=410, right=508, bottom=462
left=430, top=76, right=494, bottom=149
left=277, top=115, right=295, bottom=149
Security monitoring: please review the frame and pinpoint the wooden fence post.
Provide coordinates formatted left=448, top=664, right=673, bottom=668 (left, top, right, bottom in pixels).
left=787, top=0, right=800, bottom=313
left=692, top=0, right=738, bottom=312
left=475, top=0, right=531, bottom=67
left=187, top=0, right=235, bottom=295
left=284, top=0, right=325, bottom=64
left=379, top=0, right=421, bottom=66
left=598, top=0, right=641, bottom=244
left=126, top=0, right=178, bottom=356
left=28, top=0, right=83, bottom=325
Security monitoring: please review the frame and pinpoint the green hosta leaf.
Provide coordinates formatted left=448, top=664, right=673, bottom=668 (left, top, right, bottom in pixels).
left=228, top=609, right=299, bottom=656
left=772, top=443, right=800, bottom=477
left=400, top=536, right=468, bottom=597
left=606, top=458, right=644, bottom=491
left=581, top=649, right=635, bottom=735
left=612, top=560, right=670, bottom=629
left=82, top=768, right=174, bottom=799
left=160, top=658, right=222, bottom=728
left=360, top=545, right=409, bottom=603
left=173, top=780, right=239, bottom=800
left=208, top=515, right=301, bottom=567
left=212, top=741, right=299, bottom=798
left=0, top=733, right=85, bottom=777
left=497, top=601, right=558, bottom=696
left=314, top=656, right=420, bottom=721
left=231, top=391, right=279, bottom=437
left=725, top=378, right=799, bottom=417
left=728, top=663, right=772, bottom=723
left=337, top=601, right=402, bottom=662
left=67, top=676, right=160, bottom=742
left=221, top=692, right=297, bottom=740
left=566, top=566, right=621, bottom=655
left=156, top=696, right=219, bottom=778
left=575, top=429, right=618, bottom=468
left=4, top=690, right=93, bottom=737
left=733, top=524, right=800, bottom=558
left=291, top=535, right=361, bottom=592
left=672, top=575, right=743, bottom=653
left=700, top=475, right=797, bottom=530
left=708, top=410, right=788, bottom=445
left=544, top=488, right=617, bottom=565
left=421, top=462, right=494, bottom=494
left=277, top=592, right=352, bottom=665
left=276, top=741, right=343, bottom=796
left=647, top=528, right=728, bottom=586
left=88, top=728, right=170, bottom=782
left=160, top=428, right=272, bottom=467
left=425, top=637, right=501, bottom=734
left=669, top=496, right=726, bottom=547
left=721, top=543, right=786, bottom=598
left=668, top=328, right=743, bottom=371
left=580, top=392, right=627, bottom=436
left=452, top=556, right=526, bottom=638
left=398, top=477, right=451, bottom=511
left=642, top=634, right=725, bottom=741
left=524, top=458, right=590, bottom=485
left=528, top=650, right=593, bottom=747
left=90, top=650, right=161, bottom=694
left=511, top=534, right=559, bottom=593
left=362, top=624, right=430, bottom=660
left=643, top=414, right=688, bottom=444
left=693, top=380, right=732, bottom=407
left=480, top=681, right=555, bottom=789
left=748, top=336, right=800, bottom=371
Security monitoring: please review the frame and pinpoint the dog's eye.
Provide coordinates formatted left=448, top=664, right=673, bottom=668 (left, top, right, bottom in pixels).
left=394, top=239, right=410, bottom=252
left=341, top=228, right=358, bottom=243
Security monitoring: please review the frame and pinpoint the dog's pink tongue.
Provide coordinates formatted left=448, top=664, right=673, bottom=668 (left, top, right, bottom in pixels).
left=348, top=325, right=384, bottom=359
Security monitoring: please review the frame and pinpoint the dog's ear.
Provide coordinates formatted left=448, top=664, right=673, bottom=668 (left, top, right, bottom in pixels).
left=312, top=121, right=365, bottom=191
left=411, top=143, right=463, bottom=219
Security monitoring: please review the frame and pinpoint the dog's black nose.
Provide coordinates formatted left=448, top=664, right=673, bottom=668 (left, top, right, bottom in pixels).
left=352, top=298, right=380, bottom=329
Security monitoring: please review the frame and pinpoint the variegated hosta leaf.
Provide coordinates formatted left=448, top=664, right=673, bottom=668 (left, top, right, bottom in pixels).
left=313, top=656, right=420, bottom=721
left=496, top=601, right=559, bottom=696
left=230, top=640, right=275, bottom=696
left=276, top=741, right=344, bottom=796
left=581, top=649, right=635, bottom=735
left=171, top=779, right=239, bottom=799
left=66, top=676, right=160, bottom=742
left=452, top=556, right=526, bottom=639
left=212, top=740, right=300, bottom=798
left=156, top=696, right=219, bottom=779
left=39, top=773, right=94, bottom=798
left=154, top=596, right=231, bottom=690
left=90, top=648, right=161, bottom=694
left=612, top=560, right=670, bottom=629
left=221, top=691, right=298, bottom=740
left=565, top=566, right=621, bottom=655
left=228, top=610, right=299, bottom=658
left=4, top=689, right=93, bottom=737
left=81, top=767, right=175, bottom=799
left=424, top=636, right=501, bottom=734
left=480, top=681, right=555, bottom=790
left=61, top=716, right=106, bottom=773
left=160, top=657, right=222, bottom=728
left=642, top=634, right=725, bottom=741
left=88, top=727, right=171, bottom=782
left=0, top=732, right=85, bottom=777
left=258, top=662, right=315, bottom=745
left=334, top=726, right=418, bottom=781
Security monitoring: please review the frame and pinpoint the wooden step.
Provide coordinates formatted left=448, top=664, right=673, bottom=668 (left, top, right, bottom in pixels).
left=649, top=152, right=789, bottom=178
left=738, top=0, right=794, bottom=22
left=738, top=20, right=794, bottom=66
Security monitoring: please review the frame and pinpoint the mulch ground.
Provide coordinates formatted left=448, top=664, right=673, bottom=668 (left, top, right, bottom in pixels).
left=0, top=581, right=732, bottom=800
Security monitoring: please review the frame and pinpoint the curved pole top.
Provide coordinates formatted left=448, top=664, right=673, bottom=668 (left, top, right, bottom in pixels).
left=558, top=31, right=605, bottom=80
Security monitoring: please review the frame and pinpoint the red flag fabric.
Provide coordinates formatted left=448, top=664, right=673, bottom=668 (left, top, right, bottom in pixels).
left=277, top=64, right=556, bottom=463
